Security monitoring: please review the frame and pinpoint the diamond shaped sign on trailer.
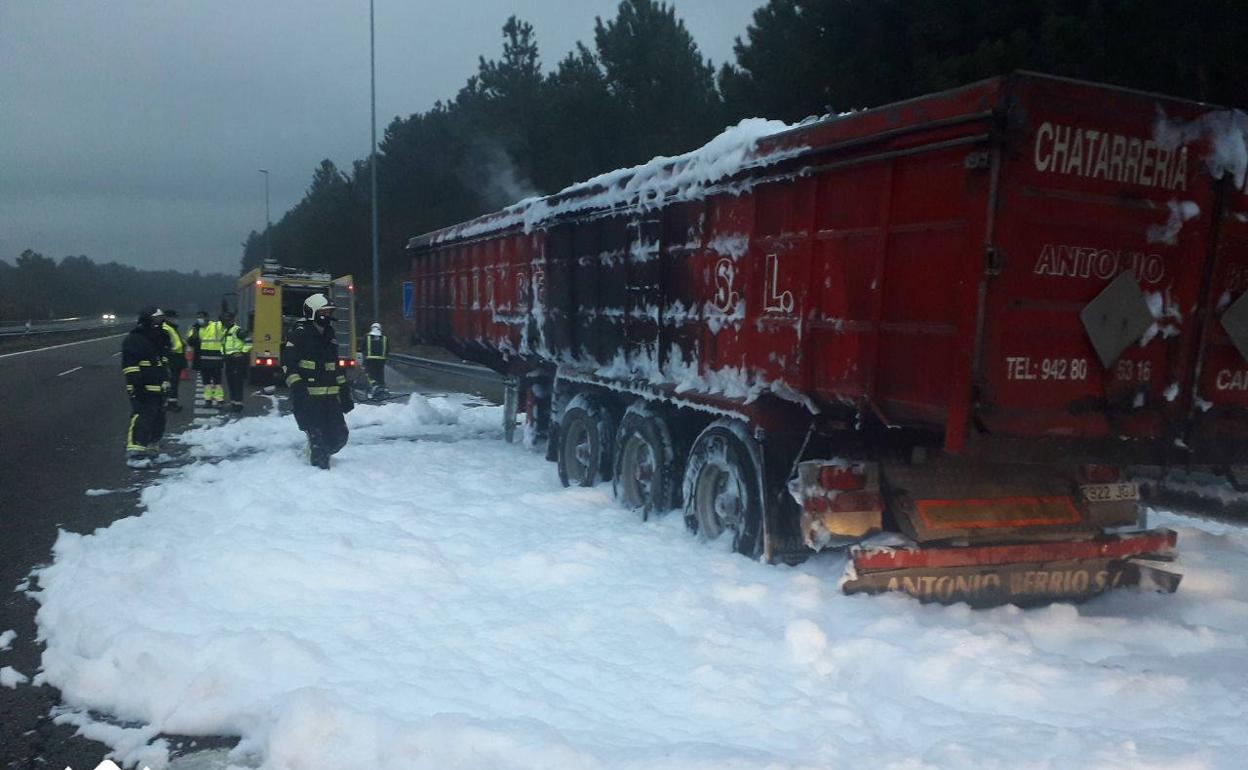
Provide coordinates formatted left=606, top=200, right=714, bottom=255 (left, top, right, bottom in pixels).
left=1221, top=291, right=1248, bottom=361
left=1080, top=272, right=1155, bottom=368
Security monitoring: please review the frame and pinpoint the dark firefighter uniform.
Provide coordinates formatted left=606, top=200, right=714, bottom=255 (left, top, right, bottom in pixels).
left=223, top=315, right=251, bottom=412
left=185, top=313, right=208, bottom=370
left=122, top=307, right=170, bottom=459
left=364, top=326, right=389, bottom=394
left=162, top=318, right=186, bottom=411
left=282, top=316, right=354, bottom=469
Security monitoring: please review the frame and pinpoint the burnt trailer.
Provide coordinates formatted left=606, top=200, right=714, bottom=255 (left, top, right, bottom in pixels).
left=405, top=72, right=1248, bottom=605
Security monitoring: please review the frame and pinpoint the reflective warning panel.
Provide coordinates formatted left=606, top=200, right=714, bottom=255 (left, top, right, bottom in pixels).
left=1221, top=291, right=1248, bottom=361
left=1080, top=272, right=1154, bottom=368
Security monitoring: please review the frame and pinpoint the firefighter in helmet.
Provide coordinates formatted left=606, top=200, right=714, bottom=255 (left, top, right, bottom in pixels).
left=363, top=322, right=389, bottom=399
left=198, top=311, right=226, bottom=408
left=221, top=310, right=251, bottom=412
left=161, top=310, right=186, bottom=412
left=281, top=293, right=354, bottom=468
left=122, top=306, right=171, bottom=467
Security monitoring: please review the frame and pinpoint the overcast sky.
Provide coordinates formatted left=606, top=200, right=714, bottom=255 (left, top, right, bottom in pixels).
left=0, top=1, right=764, bottom=275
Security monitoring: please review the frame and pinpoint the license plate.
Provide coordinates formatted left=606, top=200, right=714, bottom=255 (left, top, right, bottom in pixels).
left=1081, top=482, right=1139, bottom=502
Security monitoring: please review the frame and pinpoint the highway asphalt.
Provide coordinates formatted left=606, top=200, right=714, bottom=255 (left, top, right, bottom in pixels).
left=0, top=333, right=207, bottom=768
left=0, top=337, right=482, bottom=768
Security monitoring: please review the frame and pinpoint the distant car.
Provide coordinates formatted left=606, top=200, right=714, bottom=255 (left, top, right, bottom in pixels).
left=102, top=313, right=116, bottom=321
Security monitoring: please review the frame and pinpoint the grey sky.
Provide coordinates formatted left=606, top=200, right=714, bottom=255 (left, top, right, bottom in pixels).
left=0, top=1, right=763, bottom=275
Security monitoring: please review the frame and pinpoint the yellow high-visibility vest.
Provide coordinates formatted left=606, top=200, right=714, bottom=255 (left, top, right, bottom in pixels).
left=224, top=324, right=251, bottom=356
left=162, top=322, right=184, bottom=354
left=200, top=321, right=225, bottom=353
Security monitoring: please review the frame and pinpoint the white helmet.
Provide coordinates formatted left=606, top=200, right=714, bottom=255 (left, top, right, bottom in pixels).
left=303, top=293, right=337, bottom=319
left=369, top=322, right=382, bottom=336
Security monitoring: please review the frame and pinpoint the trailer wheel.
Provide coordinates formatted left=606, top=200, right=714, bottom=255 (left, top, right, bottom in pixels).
left=557, top=397, right=613, bottom=488
left=613, top=408, right=676, bottom=519
left=683, top=421, right=763, bottom=557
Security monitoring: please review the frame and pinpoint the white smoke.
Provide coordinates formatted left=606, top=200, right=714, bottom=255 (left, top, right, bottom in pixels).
left=465, top=138, right=541, bottom=208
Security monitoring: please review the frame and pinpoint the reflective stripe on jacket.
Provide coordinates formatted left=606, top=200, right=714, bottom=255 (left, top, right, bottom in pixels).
left=162, top=322, right=184, bottom=354
left=365, top=334, right=388, bottom=360
left=281, top=320, right=348, bottom=399
left=122, top=325, right=170, bottom=396
left=199, top=320, right=225, bottom=360
left=224, top=324, right=251, bottom=356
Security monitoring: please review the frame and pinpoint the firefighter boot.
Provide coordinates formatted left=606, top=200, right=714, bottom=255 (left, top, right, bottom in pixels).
left=306, top=428, right=331, bottom=470
left=126, top=449, right=152, bottom=469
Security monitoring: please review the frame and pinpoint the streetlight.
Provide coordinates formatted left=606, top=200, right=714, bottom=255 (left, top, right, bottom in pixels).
left=258, top=169, right=272, bottom=264
left=369, top=0, right=380, bottom=323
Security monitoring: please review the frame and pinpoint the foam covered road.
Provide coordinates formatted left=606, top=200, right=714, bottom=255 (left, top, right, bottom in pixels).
left=0, top=334, right=195, bottom=768
left=26, top=395, right=1248, bottom=770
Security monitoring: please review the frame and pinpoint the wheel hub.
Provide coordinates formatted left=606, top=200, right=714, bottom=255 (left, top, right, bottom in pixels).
left=694, top=462, right=744, bottom=540
left=622, top=435, right=655, bottom=507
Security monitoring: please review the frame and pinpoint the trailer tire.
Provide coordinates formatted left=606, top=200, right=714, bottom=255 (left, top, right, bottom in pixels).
left=613, top=408, right=676, bottom=519
left=682, top=421, right=764, bottom=557
left=557, top=397, right=613, bottom=488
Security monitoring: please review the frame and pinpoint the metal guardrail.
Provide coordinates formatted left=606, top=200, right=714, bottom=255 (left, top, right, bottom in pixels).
left=388, top=352, right=504, bottom=383
left=0, top=317, right=119, bottom=338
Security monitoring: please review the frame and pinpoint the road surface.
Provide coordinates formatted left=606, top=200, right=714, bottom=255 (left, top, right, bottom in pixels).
left=0, top=336, right=492, bottom=768
left=0, top=334, right=203, bottom=768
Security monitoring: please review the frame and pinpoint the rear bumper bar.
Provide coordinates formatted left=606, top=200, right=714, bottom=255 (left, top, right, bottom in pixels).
left=842, top=528, right=1180, bottom=607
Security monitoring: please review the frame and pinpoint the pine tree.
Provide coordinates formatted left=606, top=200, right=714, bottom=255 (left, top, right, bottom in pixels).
left=594, top=0, right=721, bottom=164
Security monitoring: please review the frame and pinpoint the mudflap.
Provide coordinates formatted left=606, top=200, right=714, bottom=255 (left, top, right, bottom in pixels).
left=841, top=529, right=1181, bottom=608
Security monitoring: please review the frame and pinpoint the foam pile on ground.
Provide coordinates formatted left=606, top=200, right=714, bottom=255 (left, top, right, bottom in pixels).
left=31, top=397, right=1248, bottom=769
left=175, top=393, right=498, bottom=458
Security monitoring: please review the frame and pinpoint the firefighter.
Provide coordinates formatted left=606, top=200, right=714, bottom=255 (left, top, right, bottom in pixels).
left=185, top=310, right=208, bottom=371
left=222, top=310, right=251, bottom=413
left=122, top=306, right=170, bottom=467
left=363, top=322, right=389, bottom=399
left=199, top=312, right=226, bottom=408
left=282, top=293, right=354, bottom=469
left=161, top=310, right=186, bottom=412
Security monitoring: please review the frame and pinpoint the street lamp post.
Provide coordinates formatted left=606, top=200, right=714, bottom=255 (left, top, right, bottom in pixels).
left=258, top=169, right=272, bottom=264
left=369, top=0, right=380, bottom=323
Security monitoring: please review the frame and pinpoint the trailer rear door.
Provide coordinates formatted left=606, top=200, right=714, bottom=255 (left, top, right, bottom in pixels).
left=974, top=75, right=1238, bottom=458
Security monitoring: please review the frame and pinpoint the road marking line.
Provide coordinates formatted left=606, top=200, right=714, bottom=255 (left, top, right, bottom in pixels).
left=0, top=333, right=126, bottom=360
left=112, top=351, right=121, bottom=357
left=56, top=366, right=83, bottom=377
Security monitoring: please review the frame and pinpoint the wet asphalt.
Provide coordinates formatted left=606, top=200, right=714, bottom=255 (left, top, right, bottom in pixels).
left=0, top=334, right=263, bottom=769
left=0, top=339, right=486, bottom=769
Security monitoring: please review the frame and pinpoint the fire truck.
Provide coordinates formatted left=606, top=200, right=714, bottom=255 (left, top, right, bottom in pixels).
left=403, top=72, right=1248, bottom=606
left=233, top=262, right=358, bottom=384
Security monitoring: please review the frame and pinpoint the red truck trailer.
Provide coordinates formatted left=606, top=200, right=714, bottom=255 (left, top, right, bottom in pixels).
left=405, top=72, right=1248, bottom=605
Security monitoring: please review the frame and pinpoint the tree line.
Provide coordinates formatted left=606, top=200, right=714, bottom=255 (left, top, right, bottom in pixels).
left=245, top=0, right=1248, bottom=318
left=0, top=249, right=234, bottom=324
left=15, top=0, right=1239, bottom=326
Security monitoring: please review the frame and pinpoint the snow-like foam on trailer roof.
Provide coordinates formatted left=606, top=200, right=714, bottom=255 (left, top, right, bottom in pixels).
left=409, top=117, right=812, bottom=248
